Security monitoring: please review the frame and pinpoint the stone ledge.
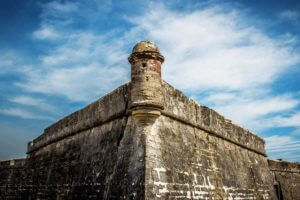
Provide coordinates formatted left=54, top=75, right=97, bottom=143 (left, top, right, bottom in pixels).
left=0, top=158, right=26, bottom=169
left=162, top=81, right=266, bottom=155
left=268, top=159, right=300, bottom=173
left=27, top=113, right=128, bottom=154
left=26, top=81, right=266, bottom=156
left=27, top=83, right=129, bottom=154
left=161, top=111, right=267, bottom=156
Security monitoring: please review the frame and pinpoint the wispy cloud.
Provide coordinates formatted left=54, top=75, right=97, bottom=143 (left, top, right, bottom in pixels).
left=17, top=1, right=130, bottom=102
left=16, top=2, right=300, bottom=126
left=264, top=112, right=300, bottom=128
left=10, top=96, right=56, bottom=112
left=265, top=135, right=300, bottom=161
left=33, top=25, right=60, bottom=40
left=279, top=10, right=299, bottom=23
left=129, top=5, right=300, bottom=91
left=18, top=64, right=128, bottom=101
left=44, top=1, right=78, bottom=13
left=127, top=4, right=300, bottom=133
left=201, top=92, right=299, bottom=130
left=40, top=1, right=79, bottom=27
left=0, top=108, right=53, bottom=120
left=0, top=52, right=19, bottom=74
left=0, top=53, right=13, bottom=66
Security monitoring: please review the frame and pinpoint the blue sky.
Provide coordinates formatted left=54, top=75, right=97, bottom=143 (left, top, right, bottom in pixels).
left=0, top=0, right=300, bottom=162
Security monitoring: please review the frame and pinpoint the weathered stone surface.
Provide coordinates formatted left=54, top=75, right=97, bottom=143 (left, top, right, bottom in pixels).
left=27, top=83, right=129, bottom=154
left=129, top=41, right=164, bottom=124
left=145, top=114, right=276, bottom=199
left=0, top=158, right=27, bottom=199
left=162, top=82, right=266, bottom=156
left=268, top=159, right=300, bottom=200
left=0, top=83, right=143, bottom=199
left=1, top=117, right=145, bottom=199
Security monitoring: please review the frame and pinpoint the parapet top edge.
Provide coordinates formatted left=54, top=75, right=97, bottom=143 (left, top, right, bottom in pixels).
left=0, top=158, right=27, bottom=167
left=29, top=82, right=130, bottom=146
left=162, top=81, right=265, bottom=144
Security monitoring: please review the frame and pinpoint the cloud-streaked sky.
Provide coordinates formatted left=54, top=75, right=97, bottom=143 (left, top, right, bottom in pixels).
left=0, top=0, right=300, bottom=162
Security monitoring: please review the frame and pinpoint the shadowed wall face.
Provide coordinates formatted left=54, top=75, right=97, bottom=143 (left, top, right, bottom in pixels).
left=0, top=84, right=146, bottom=199
left=0, top=159, right=27, bottom=199
left=268, top=160, right=300, bottom=200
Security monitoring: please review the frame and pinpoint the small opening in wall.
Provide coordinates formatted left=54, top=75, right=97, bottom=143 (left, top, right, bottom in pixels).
left=274, top=183, right=284, bottom=200
left=142, top=63, right=147, bottom=68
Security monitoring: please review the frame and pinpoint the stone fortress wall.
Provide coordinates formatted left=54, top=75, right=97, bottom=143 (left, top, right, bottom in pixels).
left=0, top=41, right=299, bottom=199
left=1, top=84, right=146, bottom=199
left=145, top=82, right=275, bottom=199
left=268, top=159, right=300, bottom=200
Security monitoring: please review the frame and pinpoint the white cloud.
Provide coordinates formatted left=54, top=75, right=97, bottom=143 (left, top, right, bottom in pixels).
left=10, top=96, right=56, bottom=112
left=195, top=89, right=300, bottom=133
left=0, top=52, right=19, bottom=74
left=266, top=112, right=300, bottom=128
left=22, top=3, right=130, bottom=102
left=265, top=135, right=300, bottom=161
left=18, top=64, right=128, bottom=102
left=33, top=26, right=60, bottom=40
left=40, top=32, right=127, bottom=66
left=0, top=108, right=53, bottom=120
left=206, top=93, right=300, bottom=130
left=0, top=54, right=13, bottom=66
left=40, top=1, right=78, bottom=26
left=45, top=1, right=78, bottom=13
left=129, top=5, right=300, bottom=91
left=125, top=4, right=300, bottom=133
left=18, top=0, right=132, bottom=102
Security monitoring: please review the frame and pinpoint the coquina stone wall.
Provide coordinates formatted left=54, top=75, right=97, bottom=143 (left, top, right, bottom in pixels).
left=0, top=158, right=27, bottom=199
left=0, top=81, right=298, bottom=200
left=0, top=82, right=279, bottom=200
left=268, top=159, right=300, bottom=200
left=0, top=84, right=147, bottom=199
left=144, top=82, right=277, bottom=199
